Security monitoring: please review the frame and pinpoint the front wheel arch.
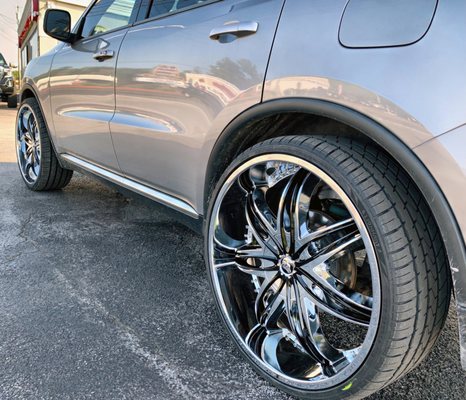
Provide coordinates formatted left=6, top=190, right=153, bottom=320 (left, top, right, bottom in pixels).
left=19, top=84, right=67, bottom=170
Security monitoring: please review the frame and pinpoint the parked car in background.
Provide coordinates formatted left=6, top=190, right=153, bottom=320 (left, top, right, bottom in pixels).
left=0, top=53, right=17, bottom=108
left=15, top=1, right=466, bottom=399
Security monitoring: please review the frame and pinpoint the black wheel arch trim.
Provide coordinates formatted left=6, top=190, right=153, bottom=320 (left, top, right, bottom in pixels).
left=205, top=97, right=466, bottom=368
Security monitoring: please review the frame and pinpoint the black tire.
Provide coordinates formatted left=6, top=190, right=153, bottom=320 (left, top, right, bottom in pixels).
left=16, top=97, right=73, bottom=191
left=205, top=135, right=451, bottom=399
left=7, top=94, right=17, bottom=108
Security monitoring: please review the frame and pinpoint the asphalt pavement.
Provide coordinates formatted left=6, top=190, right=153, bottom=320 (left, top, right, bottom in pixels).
left=0, top=102, right=465, bottom=399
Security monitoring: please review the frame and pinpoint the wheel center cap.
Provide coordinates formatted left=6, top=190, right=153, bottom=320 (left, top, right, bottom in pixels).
left=279, top=255, right=296, bottom=278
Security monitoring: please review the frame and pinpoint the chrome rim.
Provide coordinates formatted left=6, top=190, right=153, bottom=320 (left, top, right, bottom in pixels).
left=16, top=105, right=41, bottom=184
left=208, top=155, right=381, bottom=389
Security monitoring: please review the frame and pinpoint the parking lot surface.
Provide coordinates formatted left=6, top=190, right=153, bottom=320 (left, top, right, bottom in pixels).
left=0, top=103, right=465, bottom=399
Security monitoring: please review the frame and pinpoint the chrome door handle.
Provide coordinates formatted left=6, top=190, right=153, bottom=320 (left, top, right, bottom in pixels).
left=93, top=50, right=115, bottom=62
left=210, top=21, right=259, bottom=41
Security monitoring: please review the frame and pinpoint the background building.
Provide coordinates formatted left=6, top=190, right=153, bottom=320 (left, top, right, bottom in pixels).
left=18, top=0, right=88, bottom=76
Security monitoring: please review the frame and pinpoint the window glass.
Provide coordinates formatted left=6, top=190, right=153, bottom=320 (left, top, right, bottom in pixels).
left=149, top=0, right=208, bottom=18
left=0, top=53, right=6, bottom=66
left=81, top=0, right=138, bottom=38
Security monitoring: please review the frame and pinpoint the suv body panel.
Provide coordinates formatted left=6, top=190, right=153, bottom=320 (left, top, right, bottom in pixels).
left=111, top=0, right=285, bottom=209
left=49, top=29, right=129, bottom=171
left=22, top=52, right=57, bottom=132
left=264, top=0, right=466, bottom=140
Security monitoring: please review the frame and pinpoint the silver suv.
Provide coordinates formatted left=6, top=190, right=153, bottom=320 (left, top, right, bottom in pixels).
left=16, top=1, right=466, bottom=398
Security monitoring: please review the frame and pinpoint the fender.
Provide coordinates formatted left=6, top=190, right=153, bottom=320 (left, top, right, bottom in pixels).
left=205, top=97, right=466, bottom=368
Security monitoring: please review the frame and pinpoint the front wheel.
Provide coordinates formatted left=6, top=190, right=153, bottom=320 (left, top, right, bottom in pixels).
left=16, top=97, right=73, bottom=191
left=205, top=136, right=450, bottom=399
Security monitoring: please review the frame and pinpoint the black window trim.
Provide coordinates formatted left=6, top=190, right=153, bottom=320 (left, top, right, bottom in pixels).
left=71, top=0, right=145, bottom=44
left=133, top=0, right=222, bottom=27
left=70, top=0, right=222, bottom=46
left=135, top=0, right=152, bottom=21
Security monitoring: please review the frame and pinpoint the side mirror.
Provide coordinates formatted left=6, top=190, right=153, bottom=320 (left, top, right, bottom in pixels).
left=44, top=9, right=74, bottom=43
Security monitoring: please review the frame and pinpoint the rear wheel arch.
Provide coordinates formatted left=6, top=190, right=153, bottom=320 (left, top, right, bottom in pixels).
left=204, top=97, right=464, bottom=338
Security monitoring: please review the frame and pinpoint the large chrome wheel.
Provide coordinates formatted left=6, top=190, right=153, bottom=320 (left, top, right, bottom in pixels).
left=16, top=104, right=41, bottom=184
left=15, top=97, right=73, bottom=191
left=209, top=154, right=380, bottom=389
left=206, top=136, right=450, bottom=399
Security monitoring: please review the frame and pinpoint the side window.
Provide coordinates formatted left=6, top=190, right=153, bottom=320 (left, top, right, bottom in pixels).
left=149, top=0, right=208, bottom=18
left=81, top=0, right=139, bottom=38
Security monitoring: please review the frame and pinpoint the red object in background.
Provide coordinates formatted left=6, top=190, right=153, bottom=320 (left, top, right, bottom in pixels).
left=18, top=0, right=39, bottom=48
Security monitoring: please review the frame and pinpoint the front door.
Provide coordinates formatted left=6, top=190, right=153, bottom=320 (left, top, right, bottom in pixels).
left=49, top=0, right=142, bottom=170
left=111, top=0, right=285, bottom=210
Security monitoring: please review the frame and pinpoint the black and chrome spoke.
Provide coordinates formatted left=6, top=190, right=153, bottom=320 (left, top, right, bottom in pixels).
left=209, top=155, right=380, bottom=389
left=16, top=105, right=41, bottom=184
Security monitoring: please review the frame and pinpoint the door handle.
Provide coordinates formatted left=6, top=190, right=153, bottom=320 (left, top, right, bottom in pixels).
left=93, top=50, right=115, bottom=62
left=210, top=21, right=259, bottom=41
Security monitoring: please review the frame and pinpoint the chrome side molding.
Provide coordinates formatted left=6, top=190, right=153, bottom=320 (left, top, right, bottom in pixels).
left=61, top=154, right=199, bottom=219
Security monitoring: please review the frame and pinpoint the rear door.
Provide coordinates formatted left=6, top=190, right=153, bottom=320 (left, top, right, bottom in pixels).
left=111, top=0, right=285, bottom=210
left=50, top=0, right=142, bottom=170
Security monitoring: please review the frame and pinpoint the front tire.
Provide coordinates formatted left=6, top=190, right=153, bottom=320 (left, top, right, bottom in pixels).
left=16, top=97, right=73, bottom=191
left=205, top=136, right=450, bottom=399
